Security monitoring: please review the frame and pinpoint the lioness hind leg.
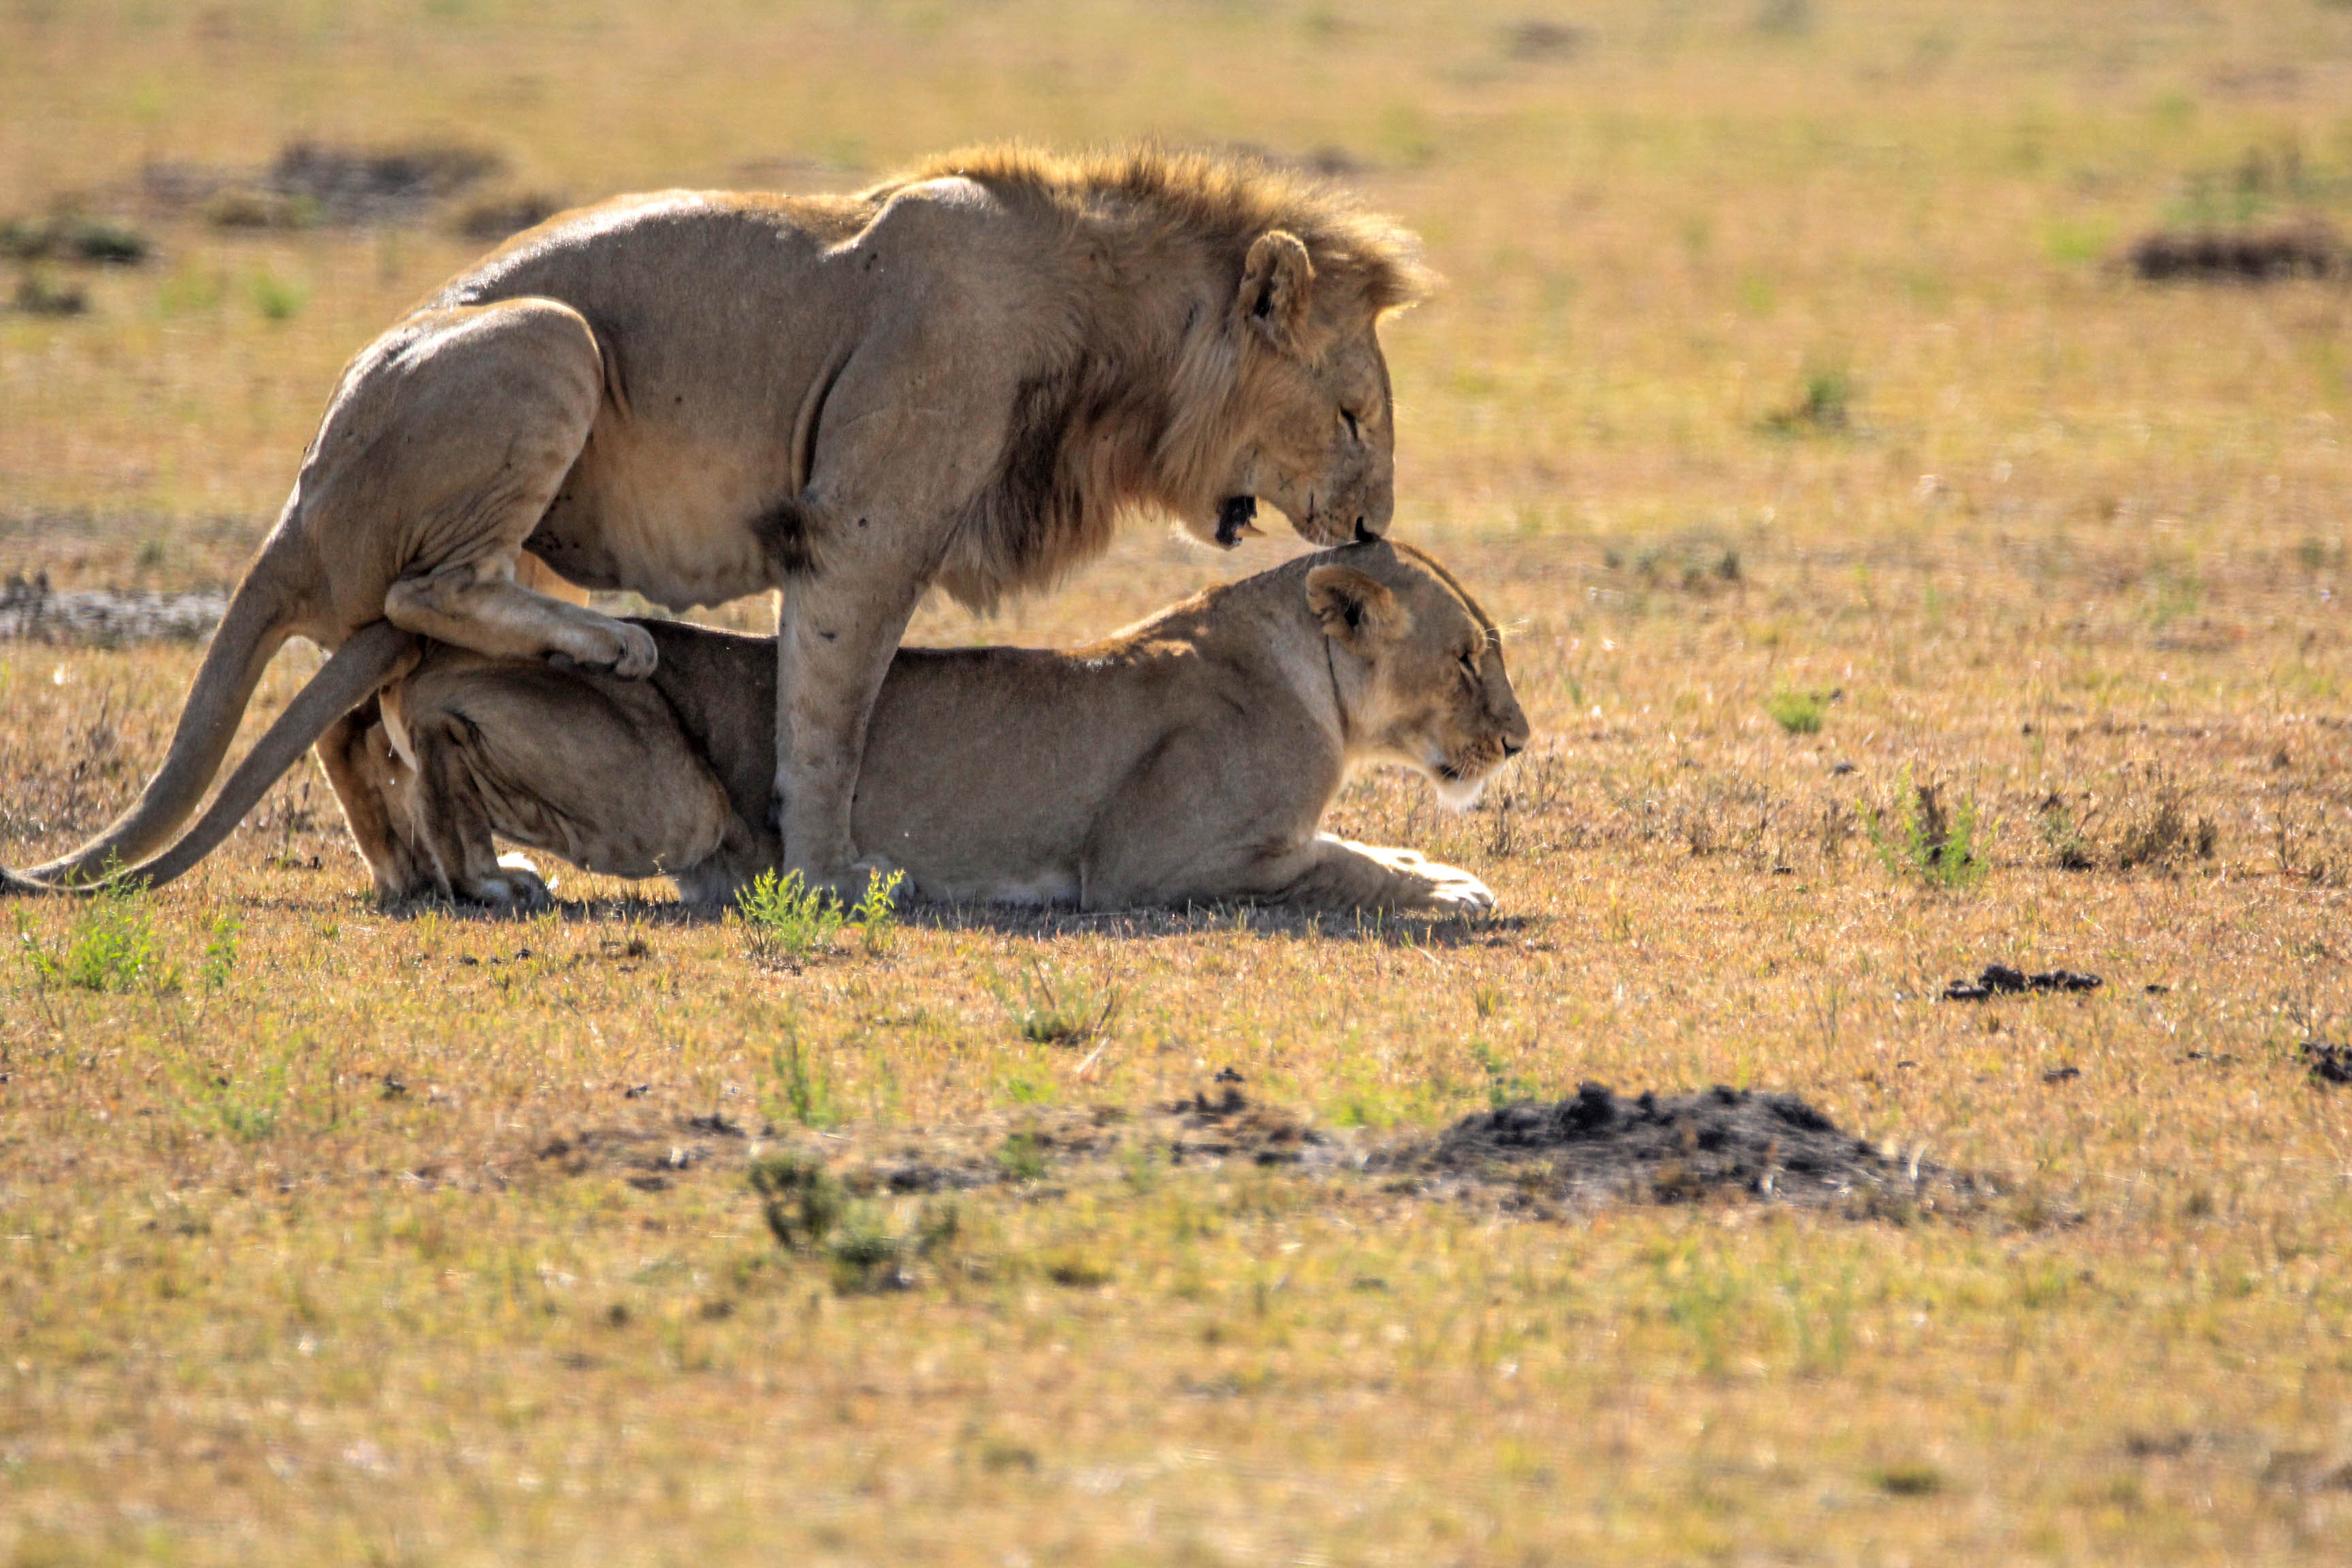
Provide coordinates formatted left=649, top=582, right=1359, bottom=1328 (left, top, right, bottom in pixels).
left=304, top=298, right=654, bottom=677
left=393, top=654, right=738, bottom=898
left=400, top=709, right=549, bottom=910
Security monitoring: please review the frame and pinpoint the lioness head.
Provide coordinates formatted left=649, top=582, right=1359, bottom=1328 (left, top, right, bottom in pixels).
left=1200, top=227, right=1428, bottom=553
left=1306, top=542, right=1532, bottom=808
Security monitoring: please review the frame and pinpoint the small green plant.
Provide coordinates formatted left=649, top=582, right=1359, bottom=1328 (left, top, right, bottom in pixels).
left=25, top=874, right=178, bottom=992
left=249, top=269, right=308, bottom=322
left=998, top=1068, right=1057, bottom=1107
left=1765, top=687, right=1829, bottom=734
left=736, top=868, right=844, bottom=966
left=2036, top=796, right=2096, bottom=870
left=12, top=267, right=88, bottom=316
left=747, top=1152, right=960, bottom=1292
left=168, top=1051, right=289, bottom=1141
left=1468, top=1039, right=1541, bottom=1109
left=199, top=912, right=242, bottom=990
left=850, top=869, right=904, bottom=956
left=998, top=960, right=1120, bottom=1046
left=748, top=1150, right=849, bottom=1250
left=1863, top=768, right=1985, bottom=889
left=762, top=1023, right=841, bottom=1130
left=1872, top=1462, right=1945, bottom=1497
left=1760, top=365, right=1855, bottom=436
left=996, top=1131, right=1049, bottom=1183
left=0, top=212, right=148, bottom=264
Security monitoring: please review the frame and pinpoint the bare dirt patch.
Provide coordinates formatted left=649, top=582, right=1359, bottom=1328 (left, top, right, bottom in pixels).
left=138, top=140, right=502, bottom=230
left=1379, top=1083, right=1986, bottom=1216
left=1, top=572, right=225, bottom=646
left=525, top=1079, right=1979, bottom=1223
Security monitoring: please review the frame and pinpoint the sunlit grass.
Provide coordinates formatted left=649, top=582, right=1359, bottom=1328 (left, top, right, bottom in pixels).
left=4, top=0, right=2352, bottom=1563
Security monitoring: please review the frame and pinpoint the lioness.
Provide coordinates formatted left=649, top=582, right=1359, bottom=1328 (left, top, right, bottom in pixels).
left=3, top=146, right=1428, bottom=897
left=331, top=541, right=1529, bottom=914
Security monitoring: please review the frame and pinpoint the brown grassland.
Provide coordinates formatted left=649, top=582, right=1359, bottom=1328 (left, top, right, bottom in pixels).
left=4, top=1, right=2352, bottom=1563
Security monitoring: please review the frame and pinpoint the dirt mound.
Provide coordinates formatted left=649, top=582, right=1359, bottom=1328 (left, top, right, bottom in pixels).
left=512, top=1079, right=1978, bottom=1223
left=1389, top=1083, right=1978, bottom=1213
left=1, top=572, right=226, bottom=646
left=140, top=140, right=501, bottom=231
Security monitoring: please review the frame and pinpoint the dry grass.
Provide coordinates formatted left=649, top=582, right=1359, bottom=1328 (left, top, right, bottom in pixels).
left=5, top=1, right=2352, bottom=1563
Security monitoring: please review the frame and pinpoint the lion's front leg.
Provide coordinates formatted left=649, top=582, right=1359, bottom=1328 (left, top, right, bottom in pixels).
left=772, top=561, right=926, bottom=898
left=1250, top=833, right=1496, bottom=915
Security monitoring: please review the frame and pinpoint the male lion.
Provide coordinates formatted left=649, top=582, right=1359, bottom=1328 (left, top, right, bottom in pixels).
left=325, top=540, right=1529, bottom=914
left=2, top=146, right=1428, bottom=896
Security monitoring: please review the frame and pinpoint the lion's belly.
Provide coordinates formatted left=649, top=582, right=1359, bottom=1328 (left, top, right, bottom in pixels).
left=527, top=427, right=779, bottom=611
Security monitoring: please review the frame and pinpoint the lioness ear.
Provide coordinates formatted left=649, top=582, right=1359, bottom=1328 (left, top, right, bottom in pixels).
left=1307, top=564, right=1409, bottom=653
left=1237, top=231, right=1315, bottom=352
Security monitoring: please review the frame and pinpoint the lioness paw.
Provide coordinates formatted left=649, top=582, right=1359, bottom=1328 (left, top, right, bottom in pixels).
left=1408, top=865, right=1494, bottom=915
left=474, top=854, right=552, bottom=911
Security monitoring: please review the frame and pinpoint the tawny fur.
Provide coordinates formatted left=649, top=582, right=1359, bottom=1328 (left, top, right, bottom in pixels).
left=2, top=144, right=1431, bottom=898
left=341, top=542, right=1529, bottom=916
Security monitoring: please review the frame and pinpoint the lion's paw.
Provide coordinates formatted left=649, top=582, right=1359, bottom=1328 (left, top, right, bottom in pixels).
left=1407, top=864, right=1494, bottom=915
left=471, top=854, right=552, bottom=911
left=605, top=621, right=659, bottom=680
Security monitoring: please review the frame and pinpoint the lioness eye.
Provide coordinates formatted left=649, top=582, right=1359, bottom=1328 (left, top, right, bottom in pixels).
left=1341, top=408, right=1360, bottom=441
left=1458, top=652, right=1480, bottom=681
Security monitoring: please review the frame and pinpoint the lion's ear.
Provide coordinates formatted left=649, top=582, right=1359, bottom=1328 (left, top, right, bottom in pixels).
left=1237, top=231, right=1315, bottom=352
left=1307, top=564, right=1409, bottom=654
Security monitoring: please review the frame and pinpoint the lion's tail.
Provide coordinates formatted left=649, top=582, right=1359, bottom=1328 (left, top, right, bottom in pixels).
left=1, top=529, right=408, bottom=896
left=3, top=618, right=415, bottom=896
left=9, top=557, right=299, bottom=888
left=108, top=619, right=416, bottom=893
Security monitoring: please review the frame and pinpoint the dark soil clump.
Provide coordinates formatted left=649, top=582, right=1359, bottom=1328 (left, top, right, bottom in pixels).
left=1388, top=1082, right=1980, bottom=1213
left=2304, top=1042, right=2352, bottom=1086
left=2127, top=223, right=2343, bottom=282
left=1943, top=964, right=2102, bottom=1001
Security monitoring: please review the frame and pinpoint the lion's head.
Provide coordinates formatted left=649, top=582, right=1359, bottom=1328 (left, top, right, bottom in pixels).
left=1305, top=542, right=1531, bottom=807
left=887, top=146, right=1432, bottom=588
left=1203, top=227, right=1413, bottom=550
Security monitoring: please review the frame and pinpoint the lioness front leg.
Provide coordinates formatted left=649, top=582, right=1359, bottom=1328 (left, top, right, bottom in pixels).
left=1250, top=833, right=1496, bottom=915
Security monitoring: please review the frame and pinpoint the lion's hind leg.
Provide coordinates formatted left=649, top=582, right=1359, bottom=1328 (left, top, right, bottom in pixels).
left=306, top=298, right=655, bottom=678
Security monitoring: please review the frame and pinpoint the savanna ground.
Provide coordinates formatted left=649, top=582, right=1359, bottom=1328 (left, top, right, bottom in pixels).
left=4, top=1, right=2352, bottom=1563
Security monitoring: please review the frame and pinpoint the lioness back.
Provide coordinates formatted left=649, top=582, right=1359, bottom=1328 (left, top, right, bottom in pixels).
left=642, top=621, right=1215, bottom=901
